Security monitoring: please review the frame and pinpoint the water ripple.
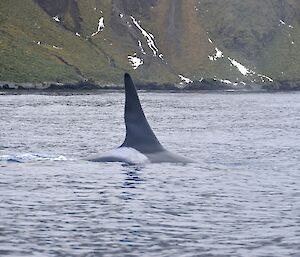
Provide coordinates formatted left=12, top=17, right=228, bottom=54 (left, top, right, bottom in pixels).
left=0, top=92, right=300, bottom=256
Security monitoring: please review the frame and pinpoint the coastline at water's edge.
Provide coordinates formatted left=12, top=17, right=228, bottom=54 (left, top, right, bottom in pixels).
left=0, top=80, right=300, bottom=92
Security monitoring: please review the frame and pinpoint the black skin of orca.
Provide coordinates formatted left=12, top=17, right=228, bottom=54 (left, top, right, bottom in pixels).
left=87, top=73, right=193, bottom=164
left=120, top=73, right=165, bottom=153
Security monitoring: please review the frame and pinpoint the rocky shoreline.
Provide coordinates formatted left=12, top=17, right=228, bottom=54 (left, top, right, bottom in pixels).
left=1, top=79, right=300, bottom=92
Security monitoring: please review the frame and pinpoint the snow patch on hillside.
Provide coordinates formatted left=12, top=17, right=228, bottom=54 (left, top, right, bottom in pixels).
left=227, top=57, right=273, bottom=82
left=228, top=57, right=255, bottom=76
left=138, top=40, right=146, bottom=55
left=179, top=75, right=193, bottom=84
left=52, top=16, right=60, bottom=22
left=258, top=74, right=273, bottom=82
left=52, top=45, right=62, bottom=50
left=219, top=79, right=236, bottom=85
left=279, top=19, right=296, bottom=45
left=206, top=34, right=273, bottom=83
left=209, top=47, right=224, bottom=61
left=207, top=37, right=224, bottom=61
left=128, top=54, right=144, bottom=70
left=279, top=19, right=294, bottom=29
left=131, top=16, right=164, bottom=60
left=91, top=17, right=105, bottom=37
left=279, top=20, right=286, bottom=25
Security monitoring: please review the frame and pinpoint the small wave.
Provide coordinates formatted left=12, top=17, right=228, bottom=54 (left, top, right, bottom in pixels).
left=0, top=153, right=69, bottom=163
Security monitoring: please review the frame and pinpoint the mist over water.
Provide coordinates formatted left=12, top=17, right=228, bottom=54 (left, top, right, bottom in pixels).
left=0, top=92, right=299, bottom=256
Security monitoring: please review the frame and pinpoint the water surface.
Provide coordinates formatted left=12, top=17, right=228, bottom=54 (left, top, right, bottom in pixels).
left=0, top=92, right=299, bottom=256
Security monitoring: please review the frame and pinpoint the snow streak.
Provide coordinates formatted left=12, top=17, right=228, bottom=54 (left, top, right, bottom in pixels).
left=258, top=74, right=274, bottom=82
left=178, top=75, right=193, bottom=84
left=91, top=17, right=105, bottom=37
left=228, top=57, right=255, bottom=76
left=131, top=16, right=163, bottom=60
left=138, top=40, right=146, bottom=55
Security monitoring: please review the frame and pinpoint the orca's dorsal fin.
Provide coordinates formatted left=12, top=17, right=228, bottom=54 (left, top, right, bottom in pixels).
left=120, top=73, right=164, bottom=153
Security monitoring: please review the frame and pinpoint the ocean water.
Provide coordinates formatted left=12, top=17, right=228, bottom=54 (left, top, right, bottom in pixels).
left=0, top=91, right=299, bottom=257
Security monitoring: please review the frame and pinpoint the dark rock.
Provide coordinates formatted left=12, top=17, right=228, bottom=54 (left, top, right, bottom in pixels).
left=185, top=79, right=234, bottom=90
left=2, top=84, right=11, bottom=89
left=35, top=0, right=82, bottom=32
left=136, top=82, right=175, bottom=90
left=17, top=85, right=26, bottom=90
left=262, top=81, right=300, bottom=91
left=46, top=80, right=112, bottom=90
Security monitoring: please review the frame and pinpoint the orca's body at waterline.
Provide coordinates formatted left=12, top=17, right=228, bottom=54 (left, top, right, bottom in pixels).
left=86, top=73, right=193, bottom=164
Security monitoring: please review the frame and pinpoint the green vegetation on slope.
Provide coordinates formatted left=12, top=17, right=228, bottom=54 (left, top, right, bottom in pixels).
left=0, top=0, right=124, bottom=83
left=0, top=0, right=300, bottom=85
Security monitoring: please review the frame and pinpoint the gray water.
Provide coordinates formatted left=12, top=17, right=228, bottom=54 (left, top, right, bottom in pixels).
left=0, top=91, right=299, bottom=257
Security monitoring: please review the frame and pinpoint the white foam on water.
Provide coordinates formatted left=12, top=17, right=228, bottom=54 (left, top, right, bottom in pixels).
left=0, top=153, right=69, bottom=163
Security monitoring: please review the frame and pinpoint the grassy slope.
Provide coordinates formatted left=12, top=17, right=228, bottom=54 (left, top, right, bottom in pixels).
left=153, top=0, right=213, bottom=80
left=0, top=0, right=76, bottom=82
left=199, top=0, right=300, bottom=82
left=257, top=18, right=300, bottom=81
left=0, top=0, right=122, bottom=83
left=0, top=0, right=300, bottom=84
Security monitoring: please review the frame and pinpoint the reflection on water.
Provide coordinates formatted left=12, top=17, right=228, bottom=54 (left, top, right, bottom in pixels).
left=0, top=92, right=300, bottom=256
left=123, top=166, right=144, bottom=188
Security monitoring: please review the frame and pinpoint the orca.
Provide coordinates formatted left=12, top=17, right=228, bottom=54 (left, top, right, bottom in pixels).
left=86, top=73, right=193, bottom=164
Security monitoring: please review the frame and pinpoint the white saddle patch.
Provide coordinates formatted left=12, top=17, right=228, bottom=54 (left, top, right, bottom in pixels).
left=98, top=147, right=149, bottom=164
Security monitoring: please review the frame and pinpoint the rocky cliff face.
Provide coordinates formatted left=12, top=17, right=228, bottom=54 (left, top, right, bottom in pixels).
left=0, top=0, right=300, bottom=86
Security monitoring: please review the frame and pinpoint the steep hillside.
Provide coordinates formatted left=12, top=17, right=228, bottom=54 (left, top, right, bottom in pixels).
left=0, top=0, right=300, bottom=86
